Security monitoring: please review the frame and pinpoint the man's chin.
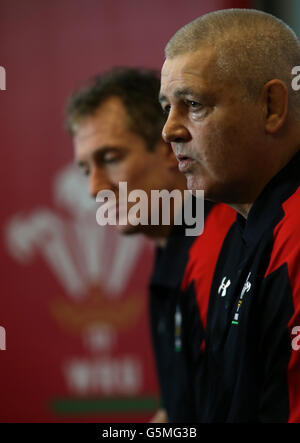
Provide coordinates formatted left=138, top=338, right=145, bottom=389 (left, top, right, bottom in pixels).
left=186, top=175, right=219, bottom=202
left=186, top=174, right=205, bottom=194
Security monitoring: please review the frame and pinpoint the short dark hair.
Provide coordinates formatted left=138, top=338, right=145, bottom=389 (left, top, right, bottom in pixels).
left=65, top=67, right=166, bottom=150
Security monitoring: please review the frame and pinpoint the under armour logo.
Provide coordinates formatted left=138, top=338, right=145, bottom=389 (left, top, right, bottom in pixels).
left=218, top=277, right=231, bottom=297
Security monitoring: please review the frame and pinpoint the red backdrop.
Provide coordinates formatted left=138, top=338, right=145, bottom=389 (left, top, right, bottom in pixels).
left=0, top=0, right=250, bottom=422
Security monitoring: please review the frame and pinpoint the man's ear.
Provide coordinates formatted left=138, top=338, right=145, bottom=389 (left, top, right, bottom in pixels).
left=262, top=79, right=288, bottom=134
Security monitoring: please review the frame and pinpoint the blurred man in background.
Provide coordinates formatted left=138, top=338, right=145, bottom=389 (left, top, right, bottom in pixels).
left=66, top=68, right=234, bottom=422
left=160, top=8, right=300, bottom=422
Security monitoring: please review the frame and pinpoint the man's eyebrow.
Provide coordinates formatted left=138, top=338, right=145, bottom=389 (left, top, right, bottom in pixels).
left=174, top=87, right=197, bottom=98
left=159, top=87, right=199, bottom=103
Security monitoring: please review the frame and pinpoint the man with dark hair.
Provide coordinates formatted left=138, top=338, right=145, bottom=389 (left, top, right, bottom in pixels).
left=66, top=68, right=166, bottom=152
left=66, top=67, right=235, bottom=422
left=160, top=9, right=300, bottom=422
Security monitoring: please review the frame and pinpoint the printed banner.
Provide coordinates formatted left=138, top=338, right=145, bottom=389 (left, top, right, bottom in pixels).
left=0, top=0, right=250, bottom=422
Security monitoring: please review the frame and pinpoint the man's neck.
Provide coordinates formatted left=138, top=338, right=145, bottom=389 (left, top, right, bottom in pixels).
left=229, top=147, right=300, bottom=218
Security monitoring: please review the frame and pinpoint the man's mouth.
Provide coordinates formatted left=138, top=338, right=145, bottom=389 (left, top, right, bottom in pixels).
left=176, top=154, right=196, bottom=173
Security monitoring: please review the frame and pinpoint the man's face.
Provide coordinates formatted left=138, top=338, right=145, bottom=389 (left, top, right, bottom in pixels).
left=160, top=46, right=266, bottom=204
left=74, top=96, right=172, bottom=235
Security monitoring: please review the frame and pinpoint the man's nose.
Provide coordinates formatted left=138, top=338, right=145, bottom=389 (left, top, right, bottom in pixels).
left=89, top=166, right=112, bottom=199
left=162, top=110, right=191, bottom=144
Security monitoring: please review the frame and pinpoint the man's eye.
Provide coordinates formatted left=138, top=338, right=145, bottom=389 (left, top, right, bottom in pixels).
left=103, top=153, right=118, bottom=164
left=187, top=100, right=202, bottom=110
